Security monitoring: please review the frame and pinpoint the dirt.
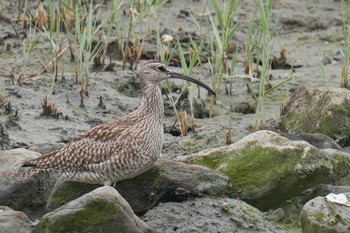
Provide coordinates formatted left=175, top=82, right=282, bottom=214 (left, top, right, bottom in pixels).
left=0, top=0, right=348, bottom=155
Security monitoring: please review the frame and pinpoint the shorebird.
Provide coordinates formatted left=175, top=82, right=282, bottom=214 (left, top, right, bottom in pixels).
left=22, top=60, right=215, bottom=186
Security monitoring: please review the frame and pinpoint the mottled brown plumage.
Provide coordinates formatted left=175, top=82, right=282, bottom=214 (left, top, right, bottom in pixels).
left=22, top=60, right=215, bottom=186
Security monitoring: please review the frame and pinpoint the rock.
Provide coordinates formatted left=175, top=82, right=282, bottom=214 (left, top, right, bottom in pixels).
left=0, top=148, right=54, bottom=220
left=26, top=143, right=64, bottom=155
left=233, top=101, right=256, bottom=114
left=276, top=185, right=350, bottom=226
left=300, top=193, right=350, bottom=233
left=163, top=123, right=231, bottom=157
left=116, top=158, right=231, bottom=214
left=176, top=130, right=350, bottom=210
left=0, top=122, right=11, bottom=150
left=0, top=206, right=31, bottom=233
left=268, top=208, right=286, bottom=222
left=142, top=196, right=298, bottom=233
left=46, top=182, right=101, bottom=213
left=47, top=158, right=231, bottom=214
left=33, top=186, right=153, bottom=233
left=281, top=133, right=343, bottom=151
left=301, top=185, right=350, bottom=205
left=321, top=55, right=332, bottom=65
left=280, top=86, right=350, bottom=146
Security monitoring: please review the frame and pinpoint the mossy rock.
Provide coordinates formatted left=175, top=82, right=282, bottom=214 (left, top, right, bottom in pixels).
left=47, top=182, right=100, bottom=212
left=301, top=194, right=350, bottom=233
left=192, top=144, right=301, bottom=196
left=36, top=199, right=125, bottom=233
left=280, top=86, right=350, bottom=146
left=33, top=187, right=153, bottom=233
left=183, top=130, right=350, bottom=210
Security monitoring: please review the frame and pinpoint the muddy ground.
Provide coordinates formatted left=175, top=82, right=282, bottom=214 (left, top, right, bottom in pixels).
left=0, top=0, right=349, bottom=155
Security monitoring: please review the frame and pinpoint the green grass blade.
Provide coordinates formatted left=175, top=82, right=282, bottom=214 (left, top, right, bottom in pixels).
left=207, top=8, right=223, bottom=52
left=177, top=37, right=189, bottom=75
left=59, top=0, right=74, bottom=13
left=264, top=75, right=294, bottom=95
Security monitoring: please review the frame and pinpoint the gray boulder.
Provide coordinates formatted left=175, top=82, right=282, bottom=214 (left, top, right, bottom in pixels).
left=27, top=143, right=64, bottom=155
left=0, top=148, right=54, bottom=220
left=276, top=185, right=350, bottom=226
left=281, top=133, right=343, bottom=151
left=32, top=186, right=153, bottom=233
left=300, top=193, right=350, bottom=233
left=116, top=158, right=231, bottom=214
left=176, top=130, right=350, bottom=210
left=0, top=148, right=40, bottom=187
left=0, top=206, right=31, bottom=233
left=142, top=196, right=300, bottom=233
left=280, top=86, right=350, bottom=146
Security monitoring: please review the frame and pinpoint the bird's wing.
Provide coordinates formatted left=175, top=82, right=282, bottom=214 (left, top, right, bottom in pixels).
left=22, top=117, right=141, bottom=176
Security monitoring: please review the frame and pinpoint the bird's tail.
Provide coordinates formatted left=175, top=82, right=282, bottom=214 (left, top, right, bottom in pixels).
left=21, top=152, right=56, bottom=177
left=21, top=167, right=44, bottom=178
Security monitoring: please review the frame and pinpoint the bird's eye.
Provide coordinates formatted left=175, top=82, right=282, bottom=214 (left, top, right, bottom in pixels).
left=156, top=66, right=167, bottom=72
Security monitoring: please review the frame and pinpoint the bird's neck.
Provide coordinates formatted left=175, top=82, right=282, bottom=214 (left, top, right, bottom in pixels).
left=139, top=84, right=164, bottom=121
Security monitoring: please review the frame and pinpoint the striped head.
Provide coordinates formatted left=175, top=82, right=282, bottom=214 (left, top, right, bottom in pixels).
left=139, top=60, right=216, bottom=96
left=140, top=60, right=171, bottom=87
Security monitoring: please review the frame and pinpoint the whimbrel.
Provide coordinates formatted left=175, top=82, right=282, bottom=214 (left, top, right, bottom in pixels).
left=22, top=60, right=216, bottom=186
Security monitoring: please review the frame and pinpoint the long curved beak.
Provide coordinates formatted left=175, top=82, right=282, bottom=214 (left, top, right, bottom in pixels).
left=168, top=72, right=216, bottom=96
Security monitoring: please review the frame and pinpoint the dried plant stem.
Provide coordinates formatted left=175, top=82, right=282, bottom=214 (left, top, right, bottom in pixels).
left=39, top=46, right=69, bottom=75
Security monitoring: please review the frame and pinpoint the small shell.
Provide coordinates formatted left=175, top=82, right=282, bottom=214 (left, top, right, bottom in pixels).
left=194, top=12, right=212, bottom=17
left=162, top=35, right=174, bottom=43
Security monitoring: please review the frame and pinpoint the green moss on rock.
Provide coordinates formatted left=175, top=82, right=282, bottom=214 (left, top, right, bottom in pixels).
left=152, top=168, right=166, bottom=189
left=329, top=153, right=350, bottom=179
left=34, top=198, right=128, bottom=233
left=281, top=87, right=350, bottom=146
left=190, top=152, right=223, bottom=170
left=224, top=146, right=301, bottom=192
left=313, top=212, right=325, bottom=222
left=191, top=145, right=301, bottom=195
left=48, top=182, right=99, bottom=210
left=316, top=98, right=350, bottom=141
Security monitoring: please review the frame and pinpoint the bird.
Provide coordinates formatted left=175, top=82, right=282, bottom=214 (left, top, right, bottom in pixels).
left=22, top=60, right=216, bottom=186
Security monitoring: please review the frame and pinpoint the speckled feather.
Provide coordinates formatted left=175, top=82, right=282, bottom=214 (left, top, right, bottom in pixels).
left=22, top=60, right=215, bottom=185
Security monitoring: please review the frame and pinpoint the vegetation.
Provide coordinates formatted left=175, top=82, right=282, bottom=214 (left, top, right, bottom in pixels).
left=341, top=0, right=350, bottom=88
left=2, top=0, right=344, bottom=135
left=253, top=0, right=273, bottom=130
left=207, top=0, right=239, bottom=117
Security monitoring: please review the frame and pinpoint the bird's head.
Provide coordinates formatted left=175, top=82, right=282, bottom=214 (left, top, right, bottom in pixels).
left=140, top=60, right=216, bottom=96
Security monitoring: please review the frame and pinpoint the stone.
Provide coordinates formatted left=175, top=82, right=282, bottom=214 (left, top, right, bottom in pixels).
left=300, top=193, right=350, bottom=233
left=0, top=206, right=31, bottom=233
left=233, top=101, right=256, bottom=114
left=142, top=196, right=298, bottom=233
left=0, top=148, right=54, bottom=220
left=26, top=143, right=64, bottom=155
left=276, top=185, right=350, bottom=226
left=116, top=158, right=231, bottom=214
left=32, top=186, right=153, bottom=233
left=280, top=86, right=350, bottom=146
left=281, top=133, right=343, bottom=150
left=268, top=208, right=286, bottom=222
left=176, top=130, right=350, bottom=210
